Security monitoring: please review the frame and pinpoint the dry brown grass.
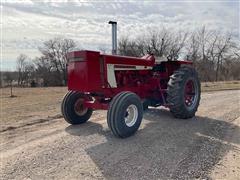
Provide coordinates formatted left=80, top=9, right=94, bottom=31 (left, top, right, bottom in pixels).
left=0, top=87, right=67, bottom=131
left=201, top=81, right=240, bottom=92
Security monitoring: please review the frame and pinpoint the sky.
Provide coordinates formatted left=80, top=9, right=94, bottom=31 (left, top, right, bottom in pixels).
left=1, top=0, right=239, bottom=71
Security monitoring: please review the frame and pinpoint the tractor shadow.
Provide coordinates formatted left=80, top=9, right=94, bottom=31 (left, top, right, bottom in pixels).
left=65, top=108, right=240, bottom=179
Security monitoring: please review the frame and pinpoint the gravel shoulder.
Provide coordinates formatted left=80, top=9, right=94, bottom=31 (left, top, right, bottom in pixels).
left=210, top=117, right=240, bottom=180
left=0, top=89, right=240, bottom=179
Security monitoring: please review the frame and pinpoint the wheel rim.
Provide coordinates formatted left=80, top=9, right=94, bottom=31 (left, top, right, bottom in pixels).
left=124, top=104, right=138, bottom=127
left=184, top=79, right=198, bottom=109
left=74, top=98, right=88, bottom=116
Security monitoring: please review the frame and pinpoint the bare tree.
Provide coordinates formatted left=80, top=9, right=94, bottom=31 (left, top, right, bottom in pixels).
left=167, top=31, right=188, bottom=60
left=186, top=27, right=218, bottom=81
left=24, top=63, right=36, bottom=85
left=34, top=56, right=52, bottom=86
left=186, top=33, right=200, bottom=62
left=3, top=72, right=13, bottom=85
left=16, top=54, right=28, bottom=86
left=118, top=28, right=188, bottom=60
left=118, top=26, right=239, bottom=82
left=147, top=28, right=172, bottom=57
left=214, top=34, right=233, bottom=81
left=38, top=37, right=76, bottom=85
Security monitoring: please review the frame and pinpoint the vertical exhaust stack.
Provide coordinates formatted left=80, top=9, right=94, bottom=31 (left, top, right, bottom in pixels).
left=108, top=21, right=117, bottom=55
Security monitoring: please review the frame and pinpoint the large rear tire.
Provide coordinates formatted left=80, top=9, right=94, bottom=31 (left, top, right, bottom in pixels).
left=107, top=92, right=143, bottom=138
left=167, top=66, right=201, bottom=119
left=61, top=91, right=93, bottom=124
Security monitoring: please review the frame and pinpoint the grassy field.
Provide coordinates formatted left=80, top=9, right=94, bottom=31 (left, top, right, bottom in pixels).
left=1, top=81, right=239, bottom=131
left=201, top=81, right=240, bottom=91
left=0, top=87, right=67, bottom=131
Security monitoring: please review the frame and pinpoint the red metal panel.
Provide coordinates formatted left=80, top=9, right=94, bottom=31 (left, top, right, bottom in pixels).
left=67, top=51, right=101, bottom=92
left=67, top=50, right=98, bottom=59
left=68, top=61, right=88, bottom=91
left=87, top=51, right=102, bottom=91
left=102, top=54, right=155, bottom=66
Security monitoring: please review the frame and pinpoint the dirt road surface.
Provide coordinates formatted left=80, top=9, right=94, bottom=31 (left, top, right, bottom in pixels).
left=1, top=89, right=240, bottom=179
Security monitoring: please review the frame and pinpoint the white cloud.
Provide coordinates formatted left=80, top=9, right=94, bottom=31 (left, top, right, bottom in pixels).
left=1, top=0, right=239, bottom=70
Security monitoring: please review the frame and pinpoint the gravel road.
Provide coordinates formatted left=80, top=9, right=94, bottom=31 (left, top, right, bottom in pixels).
left=1, top=90, right=240, bottom=180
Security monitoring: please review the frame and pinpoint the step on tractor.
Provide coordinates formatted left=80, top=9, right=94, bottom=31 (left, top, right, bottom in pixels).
left=61, top=21, right=201, bottom=138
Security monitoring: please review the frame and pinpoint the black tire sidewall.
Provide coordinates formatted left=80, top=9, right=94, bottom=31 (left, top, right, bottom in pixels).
left=107, top=92, right=143, bottom=138
left=114, top=95, right=143, bottom=137
left=107, top=91, right=130, bottom=136
left=167, top=66, right=201, bottom=118
left=62, top=91, right=93, bottom=124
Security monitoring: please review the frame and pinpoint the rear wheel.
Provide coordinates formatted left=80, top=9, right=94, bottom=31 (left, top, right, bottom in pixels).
left=167, top=66, right=201, bottom=119
left=107, top=92, right=143, bottom=138
left=61, top=91, right=93, bottom=124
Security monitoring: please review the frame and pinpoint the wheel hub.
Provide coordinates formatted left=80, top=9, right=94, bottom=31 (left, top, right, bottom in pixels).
left=74, top=98, right=88, bottom=116
left=124, top=104, right=138, bottom=127
left=184, top=79, right=197, bottom=108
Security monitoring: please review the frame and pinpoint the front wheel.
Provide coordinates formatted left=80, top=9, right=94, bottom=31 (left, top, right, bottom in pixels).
left=61, top=91, right=93, bottom=124
left=167, top=66, right=201, bottom=119
left=107, top=92, right=143, bottom=138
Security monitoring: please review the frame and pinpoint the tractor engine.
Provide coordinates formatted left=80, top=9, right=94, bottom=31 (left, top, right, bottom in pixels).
left=115, top=70, right=152, bottom=88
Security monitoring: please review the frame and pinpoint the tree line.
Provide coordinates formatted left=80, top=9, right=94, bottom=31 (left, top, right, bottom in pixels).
left=2, top=37, right=76, bottom=87
left=118, top=26, right=239, bottom=81
left=1, top=26, right=240, bottom=87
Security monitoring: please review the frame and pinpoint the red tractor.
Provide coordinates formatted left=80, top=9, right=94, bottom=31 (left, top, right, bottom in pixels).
left=61, top=22, right=201, bottom=138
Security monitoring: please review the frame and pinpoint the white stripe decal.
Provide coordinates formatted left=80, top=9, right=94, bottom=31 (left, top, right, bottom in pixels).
left=107, top=64, right=152, bottom=88
left=115, top=66, right=152, bottom=70
left=107, top=64, right=117, bottom=88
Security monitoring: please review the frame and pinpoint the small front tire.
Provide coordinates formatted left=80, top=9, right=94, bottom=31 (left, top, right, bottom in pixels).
left=61, top=91, right=93, bottom=125
left=107, top=92, right=143, bottom=138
